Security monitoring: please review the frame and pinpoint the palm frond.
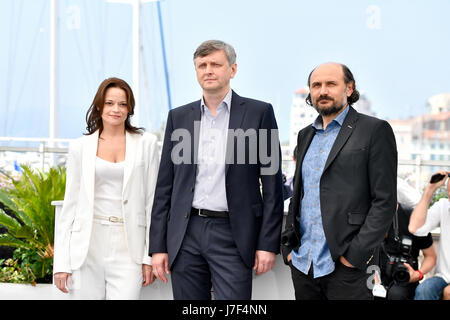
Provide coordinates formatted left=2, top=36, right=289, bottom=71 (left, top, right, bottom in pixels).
left=0, top=164, right=66, bottom=249
left=0, top=189, right=34, bottom=228
left=0, top=234, right=33, bottom=250
left=0, top=164, right=66, bottom=283
left=0, top=209, right=22, bottom=233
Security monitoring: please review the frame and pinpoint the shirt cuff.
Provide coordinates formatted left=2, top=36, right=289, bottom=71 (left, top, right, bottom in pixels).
left=142, top=256, right=152, bottom=266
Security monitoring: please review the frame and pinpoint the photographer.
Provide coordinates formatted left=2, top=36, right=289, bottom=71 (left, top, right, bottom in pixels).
left=409, top=170, right=450, bottom=300
left=379, top=202, right=436, bottom=300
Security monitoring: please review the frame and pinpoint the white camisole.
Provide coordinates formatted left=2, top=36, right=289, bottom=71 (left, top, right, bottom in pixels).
left=93, top=156, right=124, bottom=218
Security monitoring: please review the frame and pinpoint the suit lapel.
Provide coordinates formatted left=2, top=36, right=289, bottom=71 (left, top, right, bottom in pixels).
left=82, top=130, right=98, bottom=205
left=227, top=91, right=246, bottom=130
left=323, top=106, right=359, bottom=173
left=225, top=91, right=246, bottom=175
left=292, top=126, right=315, bottom=211
left=189, top=101, right=202, bottom=174
left=296, top=126, right=315, bottom=174
left=123, top=131, right=137, bottom=194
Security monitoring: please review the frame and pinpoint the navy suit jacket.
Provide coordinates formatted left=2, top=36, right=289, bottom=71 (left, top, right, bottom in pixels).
left=149, top=91, right=284, bottom=268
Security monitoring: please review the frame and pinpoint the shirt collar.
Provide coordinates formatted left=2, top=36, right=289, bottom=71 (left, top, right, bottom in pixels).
left=200, top=89, right=232, bottom=114
left=312, top=105, right=350, bottom=130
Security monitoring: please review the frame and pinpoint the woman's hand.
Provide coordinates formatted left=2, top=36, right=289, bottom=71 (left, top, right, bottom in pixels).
left=142, top=264, right=155, bottom=286
left=54, top=272, right=72, bottom=293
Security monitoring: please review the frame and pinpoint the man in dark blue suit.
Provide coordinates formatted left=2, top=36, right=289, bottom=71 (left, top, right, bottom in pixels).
left=149, top=40, right=284, bottom=300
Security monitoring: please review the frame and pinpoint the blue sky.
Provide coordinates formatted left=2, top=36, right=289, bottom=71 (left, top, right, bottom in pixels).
left=1, top=0, right=449, bottom=142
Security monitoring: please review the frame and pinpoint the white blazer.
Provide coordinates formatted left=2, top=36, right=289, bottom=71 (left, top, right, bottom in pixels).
left=53, top=130, right=160, bottom=274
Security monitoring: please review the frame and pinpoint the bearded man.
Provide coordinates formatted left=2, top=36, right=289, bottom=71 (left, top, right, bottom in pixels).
left=281, top=62, right=397, bottom=300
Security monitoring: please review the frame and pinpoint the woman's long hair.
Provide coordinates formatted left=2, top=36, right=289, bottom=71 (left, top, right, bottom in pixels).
left=85, top=77, right=144, bottom=135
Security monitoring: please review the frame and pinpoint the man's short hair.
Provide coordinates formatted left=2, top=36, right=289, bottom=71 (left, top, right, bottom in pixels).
left=193, top=40, right=236, bottom=66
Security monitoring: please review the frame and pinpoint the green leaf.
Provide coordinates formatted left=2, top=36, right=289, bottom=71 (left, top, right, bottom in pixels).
left=0, top=164, right=66, bottom=283
left=14, top=224, right=36, bottom=240
left=0, top=210, right=22, bottom=233
left=0, top=234, right=32, bottom=249
left=0, top=190, right=34, bottom=228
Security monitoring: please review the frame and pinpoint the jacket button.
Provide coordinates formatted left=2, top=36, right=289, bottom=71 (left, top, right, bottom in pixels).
left=190, top=187, right=194, bottom=192
left=184, top=212, right=189, bottom=218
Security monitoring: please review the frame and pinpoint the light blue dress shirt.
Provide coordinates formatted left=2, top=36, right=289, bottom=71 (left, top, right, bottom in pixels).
left=192, top=89, right=232, bottom=211
left=291, top=106, right=349, bottom=278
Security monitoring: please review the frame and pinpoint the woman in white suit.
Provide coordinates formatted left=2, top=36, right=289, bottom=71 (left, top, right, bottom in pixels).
left=53, top=77, right=159, bottom=299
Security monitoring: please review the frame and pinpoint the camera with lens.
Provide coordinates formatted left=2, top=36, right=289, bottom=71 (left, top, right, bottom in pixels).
left=281, top=227, right=299, bottom=248
left=385, top=236, right=413, bottom=284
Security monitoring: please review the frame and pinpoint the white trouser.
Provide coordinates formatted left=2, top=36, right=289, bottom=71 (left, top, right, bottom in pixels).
left=69, top=218, right=142, bottom=300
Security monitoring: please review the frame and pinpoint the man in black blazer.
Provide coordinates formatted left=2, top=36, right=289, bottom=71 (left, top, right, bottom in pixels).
left=149, top=40, right=284, bottom=300
left=281, top=62, right=397, bottom=300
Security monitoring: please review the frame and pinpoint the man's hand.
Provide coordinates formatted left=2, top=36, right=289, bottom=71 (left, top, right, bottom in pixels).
left=339, top=256, right=355, bottom=268
left=142, top=264, right=155, bottom=286
left=409, top=170, right=449, bottom=234
left=426, top=170, right=449, bottom=192
left=403, top=263, right=421, bottom=283
left=253, top=250, right=276, bottom=276
left=443, top=285, right=450, bottom=300
left=152, top=253, right=170, bottom=283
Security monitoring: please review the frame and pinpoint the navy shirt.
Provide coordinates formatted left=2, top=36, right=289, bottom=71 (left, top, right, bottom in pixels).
left=291, top=106, right=349, bottom=278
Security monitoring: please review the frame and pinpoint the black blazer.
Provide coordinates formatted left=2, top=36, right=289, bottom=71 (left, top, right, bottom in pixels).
left=282, top=106, right=397, bottom=270
left=149, top=91, right=284, bottom=269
